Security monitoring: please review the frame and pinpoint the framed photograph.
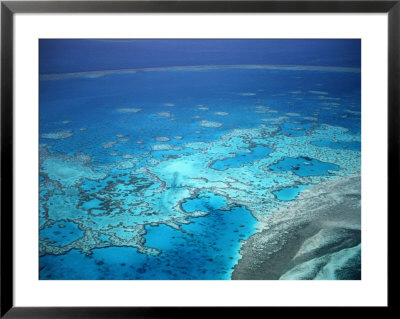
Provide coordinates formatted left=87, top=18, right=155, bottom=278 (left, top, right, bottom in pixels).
left=1, top=0, right=394, bottom=317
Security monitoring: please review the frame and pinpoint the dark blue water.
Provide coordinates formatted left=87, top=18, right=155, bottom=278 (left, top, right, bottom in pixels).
left=40, top=39, right=361, bottom=74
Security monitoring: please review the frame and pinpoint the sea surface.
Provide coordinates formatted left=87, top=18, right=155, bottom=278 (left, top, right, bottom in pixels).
left=39, top=40, right=361, bottom=280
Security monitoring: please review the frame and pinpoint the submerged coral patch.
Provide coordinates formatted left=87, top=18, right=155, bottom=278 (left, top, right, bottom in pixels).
left=198, top=120, right=223, bottom=128
left=286, top=113, right=301, bottom=117
left=41, top=131, right=74, bottom=139
left=151, top=144, right=174, bottom=151
left=214, top=112, right=229, bottom=116
left=155, top=137, right=170, bottom=142
left=309, top=90, right=329, bottom=95
left=41, top=153, right=107, bottom=187
left=116, top=108, right=142, bottom=113
left=184, top=142, right=209, bottom=150
left=303, top=116, right=318, bottom=121
left=156, top=111, right=171, bottom=118
left=102, top=141, right=118, bottom=149
left=117, top=160, right=136, bottom=170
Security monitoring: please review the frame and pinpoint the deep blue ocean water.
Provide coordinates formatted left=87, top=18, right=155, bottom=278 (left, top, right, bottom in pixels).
left=39, top=40, right=361, bottom=280
left=40, top=39, right=361, bottom=74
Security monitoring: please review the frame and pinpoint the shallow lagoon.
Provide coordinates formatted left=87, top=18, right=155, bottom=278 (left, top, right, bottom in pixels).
left=269, top=156, right=340, bottom=177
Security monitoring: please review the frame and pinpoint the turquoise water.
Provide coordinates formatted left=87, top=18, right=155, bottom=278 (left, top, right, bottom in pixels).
left=311, top=139, right=361, bottom=151
left=210, top=145, right=274, bottom=170
left=39, top=40, right=361, bottom=280
left=40, top=204, right=256, bottom=280
left=272, top=185, right=311, bottom=201
left=40, top=221, right=84, bottom=247
left=269, top=157, right=340, bottom=176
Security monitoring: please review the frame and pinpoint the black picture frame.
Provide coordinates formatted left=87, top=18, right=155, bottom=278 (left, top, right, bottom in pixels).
left=1, top=1, right=395, bottom=317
